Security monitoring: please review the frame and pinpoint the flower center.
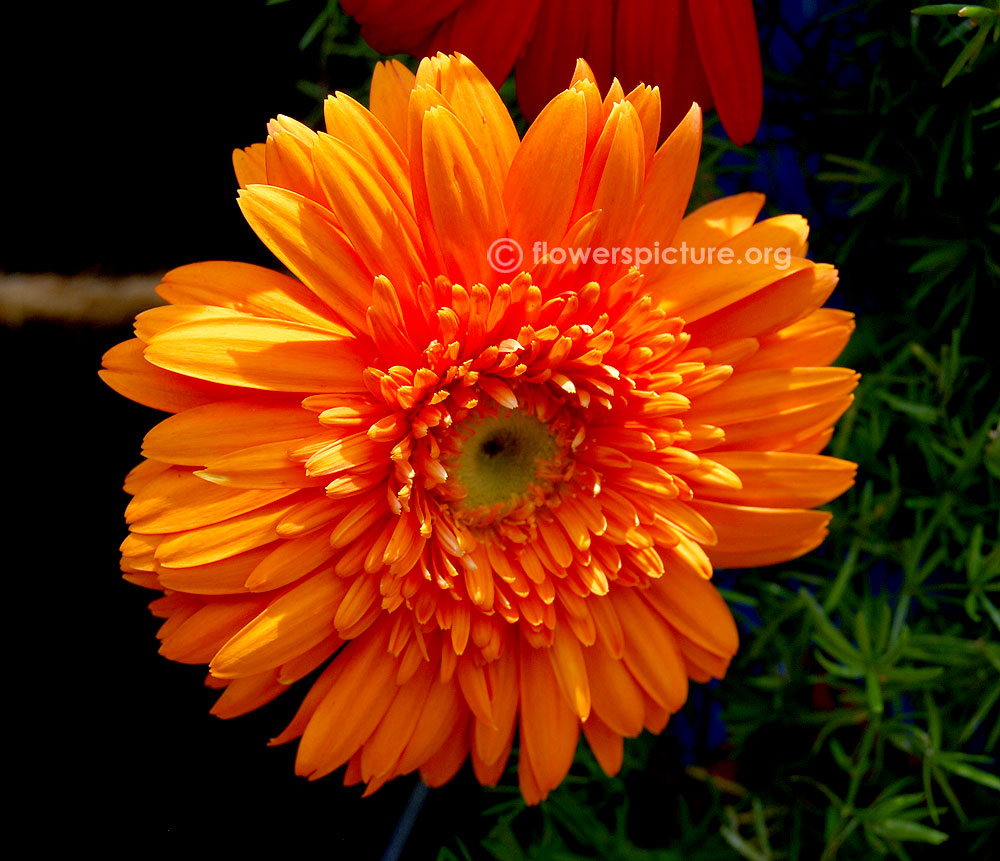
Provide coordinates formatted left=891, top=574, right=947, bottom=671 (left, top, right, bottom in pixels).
left=451, top=408, right=558, bottom=512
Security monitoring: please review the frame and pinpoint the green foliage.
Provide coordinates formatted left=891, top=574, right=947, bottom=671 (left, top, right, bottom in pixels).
left=282, top=0, right=414, bottom=127
left=688, top=4, right=999, bottom=857
left=911, top=3, right=1000, bottom=86
left=438, top=741, right=738, bottom=860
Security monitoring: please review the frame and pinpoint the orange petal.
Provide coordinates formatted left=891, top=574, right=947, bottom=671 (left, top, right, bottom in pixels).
left=584, top=637, right=645, bottom=737
left=420, top=105, right=508, bottom=288
left=517, top=734, right=544, bottom=805
left=154, top=497, right=303, bottom=567
left=674, top=634, right=732, bottom=682
left=120, top=531, right=159, bottom=573
left=211, top=570, right=347, bottom=678
left=418, top=719, right=470, bottom=787
left=159, top=597, right=267, bottom=664
left=210, top=669, right=286, bottom=718
left=581, top=711, right=624, bottom=776
left=156, top=546, right=273, bottom=595
left=143, top=315, right=368, bottom=393
left=406, top=84, right=460, bottom=278
left=574, top=101, right=646, bottom=283
left=713, top=395, right=855, bottom=453
left=572, top=76, right=607, bottom=163
left=334, top=574, right=381, bottom=637
left=245, top=527, right=337, bottom=592
left=503, top=88, right=588, bottom=264
left=303, top=431, right=384, bottom=477
left=156, top=260, right=350, bottom=331
left=123, top=458, right=171, bottom=495
left=589, top=594, right=624, bottom=656
left=100, top=338, right=243, bottom=414
left=127, top=468, right=294, bottom=533
left=360, top=657, right=437, bottom=781
left=685, top=367, right=859, bottom=427
left=519, top=639, right=580, bottom=801
left=471, top=718, right=515, bottom=786
left=652, top=250, right=813, bottom=326
left=570, top=57, right=597, bottom=87
left=643, top=564, right=738, bottom=660
left=572, top=100, right=644, bottom=237
left=671, top=191, right=764, bottom=249
left=295, top=624, right=398, bottom=779
left=237, top=185, right=373, bottom=334
left=624, top=83, right=662, bottom=167
left=655, top=499, right=719, bottom=546
left=472, top=649, right=519, bottom=766
left=687, top=263, right=839, bottom=345
left=199, top=440, right=326, bottom=489
left=614, top=588, right=688, bottom=711
left=142, top=400, right=320, bottom=467
left=270, top=657, right=341, bottom=746
left=324, top=91, right=413, bottom=216
left=725, top=213, right=810, bottom=259
left=456, top=656, right=494, bottom=726
left=739, top=309, right=856, bottom=372
left=232, top=142, right=267, bottom=188
left=547, top=625, right=591, bottom=720
left=695, top=451, right=857, bottom=508
left=313, top=133, right=429, bottom=306
left=370, top=60, right=417, bottom=151
left=690, top=499, right=833, bottom=568
left=132, top=304, right=244, bottom=343
left=417, top=52, right=520, bottom=189
left=629, top=103, right=701, bottom=258
left=279, top=632, right=343, bottom=684
left=395, top=672, right=469, bottom=775
left=265, top=115, right=324, bottom=202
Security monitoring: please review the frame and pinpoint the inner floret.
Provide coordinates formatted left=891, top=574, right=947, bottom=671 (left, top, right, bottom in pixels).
left=442, top=404, right=568, bottom=521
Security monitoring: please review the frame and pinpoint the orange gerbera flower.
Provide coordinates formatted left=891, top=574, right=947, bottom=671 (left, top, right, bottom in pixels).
left=342, top=0, right=763, bottom=143
left=102, top=54, right=856, bottom=803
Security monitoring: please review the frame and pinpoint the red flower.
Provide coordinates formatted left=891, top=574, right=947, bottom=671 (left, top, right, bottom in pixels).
left=342, top=0, right=763, bottom=144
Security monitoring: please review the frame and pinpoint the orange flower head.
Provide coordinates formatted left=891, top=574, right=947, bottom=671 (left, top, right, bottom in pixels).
left=343, top=0, right=763, bottom=144
left=102, top=53, right=857, bottom=803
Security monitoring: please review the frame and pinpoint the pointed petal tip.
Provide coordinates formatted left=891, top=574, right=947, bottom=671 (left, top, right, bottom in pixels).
left=571, top=57, right=597, bottom=86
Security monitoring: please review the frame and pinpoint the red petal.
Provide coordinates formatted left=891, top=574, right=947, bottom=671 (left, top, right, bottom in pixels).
left=517, top=0, right=614, bottom=121
left=687, top=0, right=762, bottom=145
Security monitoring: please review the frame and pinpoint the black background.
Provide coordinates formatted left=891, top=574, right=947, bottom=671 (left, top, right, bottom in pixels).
left=6, top=3, right=482, bottom=856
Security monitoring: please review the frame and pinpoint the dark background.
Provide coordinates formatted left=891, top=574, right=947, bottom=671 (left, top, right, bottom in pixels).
left=6, top=3, right=480, bottom=856
left=9, top=4, right=325, bottom=275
